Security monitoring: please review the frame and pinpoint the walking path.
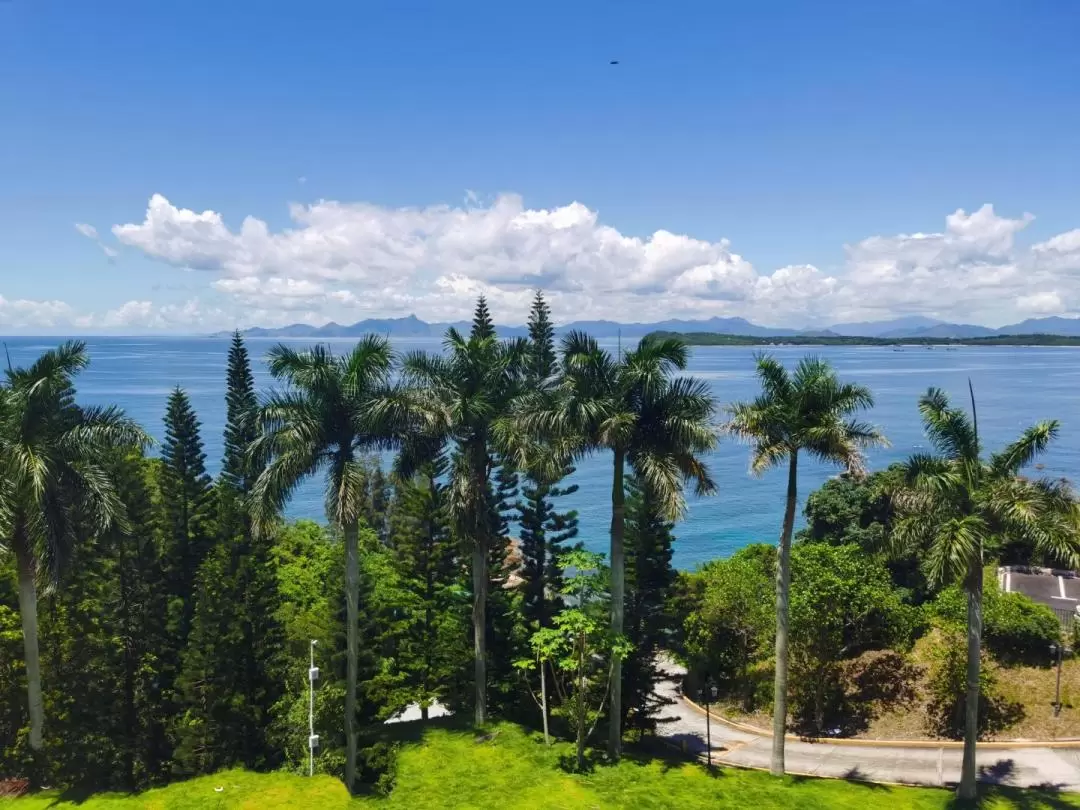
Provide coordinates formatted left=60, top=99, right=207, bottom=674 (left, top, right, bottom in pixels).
left=654, top=659, right=1080, bottom=791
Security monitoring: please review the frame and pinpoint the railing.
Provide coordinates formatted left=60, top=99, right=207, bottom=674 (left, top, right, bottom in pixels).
left=1052, top=606, right=1076, bottom=633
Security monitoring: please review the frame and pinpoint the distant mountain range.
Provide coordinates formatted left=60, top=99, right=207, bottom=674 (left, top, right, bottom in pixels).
left=221, top=314, right=1080, bottom=340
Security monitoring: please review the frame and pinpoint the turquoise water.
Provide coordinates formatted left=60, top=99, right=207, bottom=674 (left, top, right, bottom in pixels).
left=5, top=336, right=1078, bottom=570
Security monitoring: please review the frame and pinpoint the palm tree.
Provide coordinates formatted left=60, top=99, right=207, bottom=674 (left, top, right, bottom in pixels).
left=249, top=337, right=409, bottom=793
left=726, top=354, right=883, bottom=776
left=0, top=341, right=148, bottom=756
left=889, top=385, right=1080, bottom=801
left=399, top=323, right=526, bottom=725
left=510, top=332, right=717, bottom=758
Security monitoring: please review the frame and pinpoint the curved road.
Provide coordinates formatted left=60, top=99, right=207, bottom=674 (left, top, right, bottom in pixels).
left=654, top=659, right=1080, bottom=791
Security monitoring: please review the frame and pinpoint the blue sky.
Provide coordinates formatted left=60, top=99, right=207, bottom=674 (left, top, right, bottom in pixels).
left=2, top=1, right=1080, bottom=332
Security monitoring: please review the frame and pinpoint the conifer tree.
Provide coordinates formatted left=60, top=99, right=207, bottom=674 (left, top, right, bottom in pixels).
left=471, top=295, right=495, bottom=340
left=219, top=330, right=259, bottom=537
left=175, top=335, right=283, bottom=774
left=107, top=451, right=173, bottom=785
left=517, top=291, right=579, bottom=630
left=38, top=450, right=170, bottom=790
left=621, top=474, right=677, bottom=737
left=158, top=387, right=215, bottom=752
left=160, top=386, right=215, bottom=634
left=381, top=459, right=469, bottom=718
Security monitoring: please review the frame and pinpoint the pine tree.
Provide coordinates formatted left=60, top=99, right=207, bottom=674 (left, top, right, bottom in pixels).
left=108, top=451, right=172, bottom=786
left=518, top=291, right=579, bottom=630
left=175, top=336, right=283, bottom=774
left=518, top=477, right=579, bottom=630
left=219, top=330, right=259, bottom=538
left=380, top=460, right=469, bottom=718
left=37, top=450, right=170, bottom=790
left=524, top=289, right=556, bottom=383
left=621, top=474, right=677, bottom=737
left=157, top=387, right=215, bottom=760
left=363, top=464, right=391, bottom=543
left=160, top=387, right=215, bottom=636
left=471, top=295, right=495, bottom=340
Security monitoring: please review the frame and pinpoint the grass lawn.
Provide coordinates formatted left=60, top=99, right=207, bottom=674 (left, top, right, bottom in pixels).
left=8, top=722, right=1079, bottom=809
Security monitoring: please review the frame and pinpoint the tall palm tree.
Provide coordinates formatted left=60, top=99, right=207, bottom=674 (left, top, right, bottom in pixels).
left=249, top=337, right=408, bottom=793
left=400, top=325, right=526, bottom=725
left=0, top=341, right=148, bottom=755
left=889, top=385, right=1080, bottom=801
left=510, top=332, right=717, bottom=758
left=726, top=354, right=883, bottom=776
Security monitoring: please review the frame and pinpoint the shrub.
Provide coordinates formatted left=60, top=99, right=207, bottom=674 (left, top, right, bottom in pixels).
left=924, top=629, right=1023, bottom=739
left=679, top=545, right=775, bottom=710
left=788, top=543, right=924, bottom=734
left=932, top=571, right=1061, bottom=665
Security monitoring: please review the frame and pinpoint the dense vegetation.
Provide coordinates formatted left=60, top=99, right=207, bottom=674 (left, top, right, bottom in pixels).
left=0, top=294, right=1078, bottom=806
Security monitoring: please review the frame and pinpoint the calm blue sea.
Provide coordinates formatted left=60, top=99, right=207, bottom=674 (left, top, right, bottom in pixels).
left=5, top=336, right=1078, bottom=570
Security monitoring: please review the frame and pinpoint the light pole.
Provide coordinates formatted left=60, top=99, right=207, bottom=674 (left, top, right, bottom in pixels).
left=309, top=639, right=320, bottom=776
left=703, top=676, right=716, bottom=768
left=1051, top=642, right=1065, bottom=717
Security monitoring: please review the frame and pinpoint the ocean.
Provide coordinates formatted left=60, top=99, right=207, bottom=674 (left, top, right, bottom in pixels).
left=5, top=336, right=1078, bottom=570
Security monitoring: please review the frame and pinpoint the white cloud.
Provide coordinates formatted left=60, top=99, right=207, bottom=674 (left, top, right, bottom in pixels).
left=0, top=296, right=75, bottom=328
left=98, top=194, right=1080, bottom=328
left=74, top=223, right=98, bottom=239
left=1016, top=291, right=1066, bottom=316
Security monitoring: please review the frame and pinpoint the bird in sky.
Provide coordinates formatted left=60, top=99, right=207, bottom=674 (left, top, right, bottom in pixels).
left=609, top=60, right=619, bottom=65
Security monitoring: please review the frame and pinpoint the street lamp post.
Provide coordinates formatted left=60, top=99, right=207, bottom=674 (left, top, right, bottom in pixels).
left=1051, top=642, right=1065, bottom=717
left=309, top=639, right=320, bottom=776
left=703, top=677, right=716, bottom=768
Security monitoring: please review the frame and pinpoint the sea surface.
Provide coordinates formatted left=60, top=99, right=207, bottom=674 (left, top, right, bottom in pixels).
left=5, top=336, right=1078, bottom=570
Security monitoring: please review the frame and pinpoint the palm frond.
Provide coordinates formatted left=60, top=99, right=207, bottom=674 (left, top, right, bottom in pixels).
left=917, top=387, right=979, bottom=462
left=989, top=420, right=1059, bottom=477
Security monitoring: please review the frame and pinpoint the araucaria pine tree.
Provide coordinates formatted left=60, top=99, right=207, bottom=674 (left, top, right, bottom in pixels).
left=621, top=473, right=677, bottom=737
left=219, top=330, right=260, bottom=536
left=517, top=292, right=579, bottom=631
left=382, top=457, right=469, bottom=718
left=157, top=387, right=215, bottom=757
left=175, top=332, right=283, bottom=774
left=160, top=387, right=216, bottom=641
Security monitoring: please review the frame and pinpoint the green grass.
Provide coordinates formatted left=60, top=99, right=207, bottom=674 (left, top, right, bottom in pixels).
left=9, top=722, right=1080, bottom=809
left=7, top=769, right=352, bottom=809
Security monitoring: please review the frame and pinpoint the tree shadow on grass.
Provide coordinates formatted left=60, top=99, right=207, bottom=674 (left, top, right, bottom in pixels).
left=939, top=760, right=1075, bottom=810
left=945, top=784, right=1076, bottom=810
left=786, top=769, right=890, bottom=791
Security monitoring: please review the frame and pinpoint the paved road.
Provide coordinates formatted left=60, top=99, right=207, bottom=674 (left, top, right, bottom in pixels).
left=654, top=660, right=1080, bottom=791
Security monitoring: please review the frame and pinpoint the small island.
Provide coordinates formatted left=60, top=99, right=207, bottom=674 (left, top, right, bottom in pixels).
left=646, top=331, right=1080, bottom=347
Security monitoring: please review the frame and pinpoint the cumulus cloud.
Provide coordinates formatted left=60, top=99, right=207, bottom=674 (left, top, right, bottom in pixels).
left=0, top=296, right=75, bottom=328
left=1016, top=291, right=1066, bottom=315
left=95, top=194, right=1080, bottom=328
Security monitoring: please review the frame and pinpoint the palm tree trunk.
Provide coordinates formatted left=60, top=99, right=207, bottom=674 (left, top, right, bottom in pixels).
left=771, top=450, right=798, bottom=776
left=608, top=448, right=626, bottom=760
left=344, top=518, right=359, bottom=794
left=472, top=538, right=488, bottom=726
left=15, top=544, right=44, bottom=753
left=958, top=559, right=983, bottom=801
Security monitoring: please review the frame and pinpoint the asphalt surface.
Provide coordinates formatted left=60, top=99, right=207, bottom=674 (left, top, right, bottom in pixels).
left=655, top=658, right=1080, bottom=791
left=1003, top=569, right=1080, bottom=610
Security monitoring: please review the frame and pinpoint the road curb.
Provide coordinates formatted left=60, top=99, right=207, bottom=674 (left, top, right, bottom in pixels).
left=681, top=694, right=1080, bottom=750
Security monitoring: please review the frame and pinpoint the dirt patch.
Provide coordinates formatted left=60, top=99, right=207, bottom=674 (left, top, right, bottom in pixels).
left=0, top=779, right=29, bottom=798
left=712, top=637, right=1080, bottom=742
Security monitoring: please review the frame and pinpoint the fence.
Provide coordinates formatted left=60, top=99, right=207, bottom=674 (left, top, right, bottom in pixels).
left=1052, top=606, right=1076, bottom=634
